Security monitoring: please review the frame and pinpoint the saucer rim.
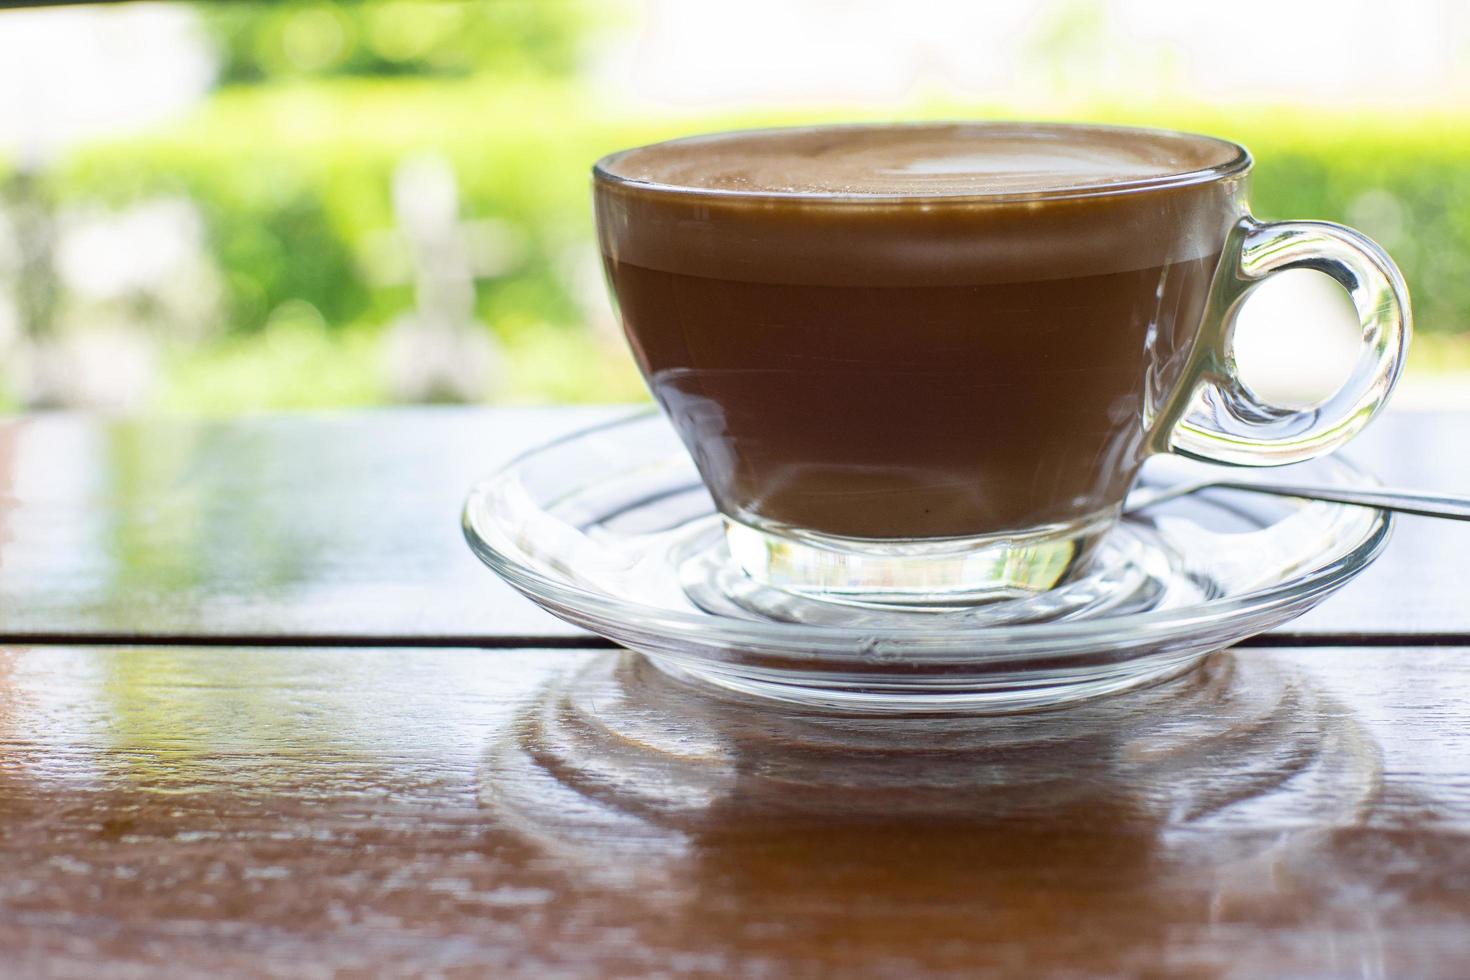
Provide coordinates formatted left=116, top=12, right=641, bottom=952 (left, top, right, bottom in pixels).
left=462, top=410, right=1392, bottom=656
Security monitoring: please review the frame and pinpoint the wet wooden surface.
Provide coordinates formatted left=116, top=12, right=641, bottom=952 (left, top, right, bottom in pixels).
left=1, top=407, right=1468, bottom=976
left=0, top=407, right=1465, bottom=644
left=0, top=644, right=1467, bottom=977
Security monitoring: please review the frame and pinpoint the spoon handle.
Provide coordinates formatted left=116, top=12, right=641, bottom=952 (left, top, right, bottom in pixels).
left=1199, top=481, right=1470, bottom=521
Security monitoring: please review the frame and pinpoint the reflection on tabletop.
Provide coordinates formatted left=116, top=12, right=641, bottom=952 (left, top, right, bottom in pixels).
left=485, top=650, right=1464, bottom=975
left=0, top=645, right=1468, bottom=974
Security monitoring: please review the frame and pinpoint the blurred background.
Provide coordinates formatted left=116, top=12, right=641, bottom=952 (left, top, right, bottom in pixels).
left=0, top=0, right=1466, bottom=413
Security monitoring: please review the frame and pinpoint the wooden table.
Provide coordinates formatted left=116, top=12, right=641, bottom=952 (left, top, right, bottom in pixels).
left=1, top=407, right=1467, bottom=977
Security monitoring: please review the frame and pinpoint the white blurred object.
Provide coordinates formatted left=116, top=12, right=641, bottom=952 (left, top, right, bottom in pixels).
left=0, top=4, right=213, bottom=163
left=382, top=312, right=499, bottom=405
left=13, top=322, right=156, bottom=412
left=55, top=197, right=223, bottom=345
left=0, top=295, right=16, bottom=350
left=380, top=154, right=500, bottom=403
left=565, top=244, right=620, bottom=342
left=597, top=0, right=1470, bottom=111
left=0, top=193, right=221, bottom=408
left=56, top=199, right=206, bottom=300
left=0, top=4, right=216, bottom=408
left=1231, top=268, right=1361, bottom=409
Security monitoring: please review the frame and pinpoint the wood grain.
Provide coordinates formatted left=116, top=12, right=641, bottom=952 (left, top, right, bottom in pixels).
left=0, top=643, right=1466, bottom=977
left=0, top=407, right=1464, bottom=645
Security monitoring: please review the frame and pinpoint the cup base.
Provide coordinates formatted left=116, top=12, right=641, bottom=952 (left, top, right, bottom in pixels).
left=723, top=510, right=1116, bottom=605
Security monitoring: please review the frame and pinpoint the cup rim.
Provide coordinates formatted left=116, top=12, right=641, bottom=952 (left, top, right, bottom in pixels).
left=593, top=120, right=1252, bottom=205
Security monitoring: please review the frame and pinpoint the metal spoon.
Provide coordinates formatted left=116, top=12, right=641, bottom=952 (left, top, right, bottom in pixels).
left=1124, top=478, right=1470, bottom=521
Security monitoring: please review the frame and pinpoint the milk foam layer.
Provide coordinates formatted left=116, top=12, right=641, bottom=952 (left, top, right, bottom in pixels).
left=601, top=123, right=1242, bottom=197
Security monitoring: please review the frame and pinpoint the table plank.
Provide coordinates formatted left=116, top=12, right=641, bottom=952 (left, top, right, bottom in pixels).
left=0, top=643, right=1466, bottom=976
left=0, top=407, right=1464, bottom=643
left=0, top=407, right=613, bottom=643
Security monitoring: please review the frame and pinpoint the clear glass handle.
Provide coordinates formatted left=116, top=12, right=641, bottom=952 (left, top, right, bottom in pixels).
left=1165, top=217, right=1411, bottom=466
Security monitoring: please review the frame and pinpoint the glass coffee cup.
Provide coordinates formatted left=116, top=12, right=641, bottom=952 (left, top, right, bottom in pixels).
left=593, top=122, right=1410, bottom=602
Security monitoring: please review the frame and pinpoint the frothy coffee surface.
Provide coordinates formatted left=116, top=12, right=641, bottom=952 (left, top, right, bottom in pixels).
left=601, top=123, right=1242, bottom=197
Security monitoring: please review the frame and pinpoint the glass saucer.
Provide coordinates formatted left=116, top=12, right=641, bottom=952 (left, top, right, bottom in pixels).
left=462, top=411, right=1391, bottom=714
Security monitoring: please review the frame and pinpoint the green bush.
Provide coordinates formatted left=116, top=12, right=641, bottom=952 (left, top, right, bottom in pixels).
left=202, top=0, right=605, bottom=84
left=58, top=79, right=618, bottom=339
left=60, top=86, right=1470, bottom=337
left=40, top=83, right=1470, bottom=408
left=1232, top=113, right=1470, bottom=336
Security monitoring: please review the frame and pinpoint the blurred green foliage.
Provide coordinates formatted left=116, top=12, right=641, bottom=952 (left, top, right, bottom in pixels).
left=41, top=77, right=1470, bottom=408
left=203, top=0, right=602, bottom=84
left=60, top=80, right=605, bottom=339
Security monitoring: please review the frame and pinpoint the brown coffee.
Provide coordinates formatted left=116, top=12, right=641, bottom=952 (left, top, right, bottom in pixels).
left=595, top=124, right=1245, bottom=540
